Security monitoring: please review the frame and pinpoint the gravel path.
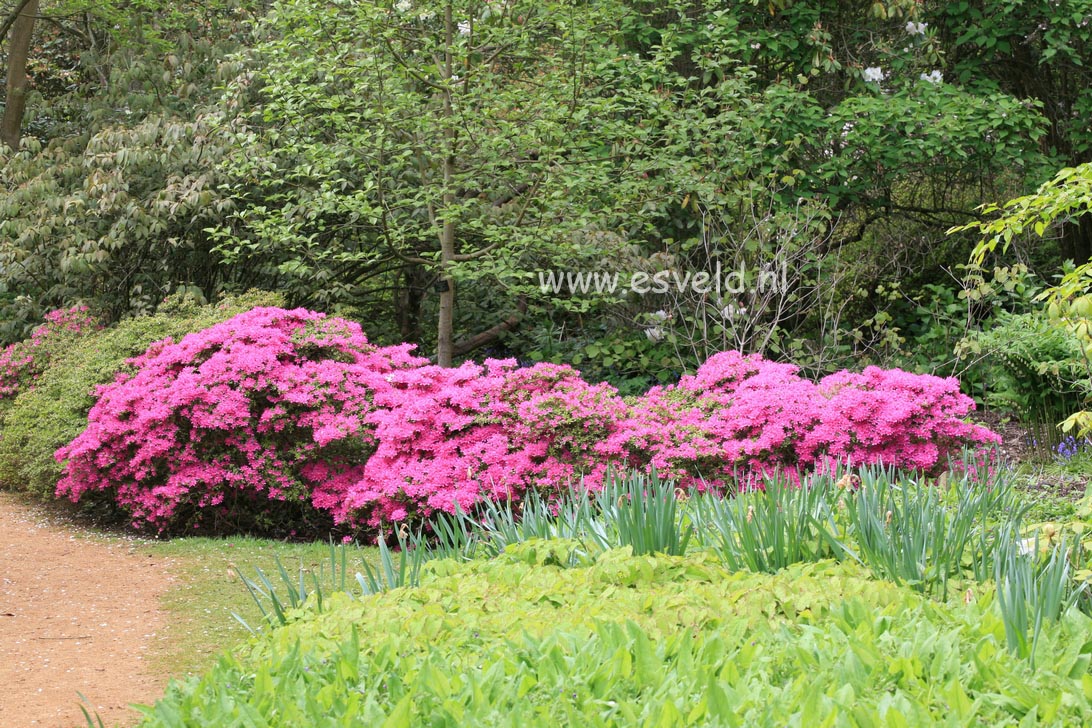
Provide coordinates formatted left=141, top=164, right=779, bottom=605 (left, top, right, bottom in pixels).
left=0, top=493, right=175, bottom=727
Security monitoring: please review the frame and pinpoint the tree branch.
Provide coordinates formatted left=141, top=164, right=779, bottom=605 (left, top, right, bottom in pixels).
left=382, top=36, right=448, bottom=92
left=0, top=0, right=33, bottom=46
left=392, top=248, right=433, bottom=266
left=451, top=297, right=527, bottom=357
left=453, top=240, right=501, bottom=262
left=885, top=202, right=980, bottom=220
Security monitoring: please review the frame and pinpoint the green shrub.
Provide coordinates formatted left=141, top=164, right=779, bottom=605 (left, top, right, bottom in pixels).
left=139, top=548, right=1092, bottom=726
left=961, top=311, right=1091, bottom=455
left=0, top=305, right=100, bottom=427
left=0, top=290, right=283, bottom=499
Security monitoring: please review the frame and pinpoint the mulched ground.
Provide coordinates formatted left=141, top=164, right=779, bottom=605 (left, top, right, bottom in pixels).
left=979, top=409, right=1091, bottom=500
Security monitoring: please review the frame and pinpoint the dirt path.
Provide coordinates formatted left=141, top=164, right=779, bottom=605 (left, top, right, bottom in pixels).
left=0, top=493, right=176, bottom=727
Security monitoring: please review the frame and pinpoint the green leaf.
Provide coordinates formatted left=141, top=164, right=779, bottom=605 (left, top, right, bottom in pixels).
left=382, top=694, right=413, bottom=728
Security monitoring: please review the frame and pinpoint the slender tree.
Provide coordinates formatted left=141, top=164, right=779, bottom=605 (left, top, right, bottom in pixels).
left=214, top=0, right=638, bottom=364
left=1, top=0, right=39, bottom=149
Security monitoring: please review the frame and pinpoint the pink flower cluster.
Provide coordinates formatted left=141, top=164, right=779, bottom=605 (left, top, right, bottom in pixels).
left=0, top=306, right=99, bottom=400
left=603, top=351, right=999, bottom=490
left=54, top=310, right=1000, bottom=534
left=55, top=307, right=423, bottom=530
left=344, top=360, right=626, bottom=526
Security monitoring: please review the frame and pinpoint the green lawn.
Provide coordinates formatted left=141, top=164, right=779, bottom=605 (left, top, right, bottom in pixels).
left=141, top=536, right=378, bottom=677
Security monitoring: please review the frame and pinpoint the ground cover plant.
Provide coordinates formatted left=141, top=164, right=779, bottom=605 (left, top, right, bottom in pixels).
left=151, top=559, right=1092, bottom=727
left=137, top=467, right=1092, bottom=727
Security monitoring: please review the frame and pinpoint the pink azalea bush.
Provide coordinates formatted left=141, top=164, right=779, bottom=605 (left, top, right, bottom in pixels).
left=603, top=352, right=822, bottom=489
left=53, top=308, right=1000, bottom=535
left=55, top=307, right=423, bottom=532
left=812, top=366, right=996, bottom=472
left=344, top=360, right=626, bottom=527
left=0, top=306, right=99, bottom=400
left=605, top=351, right=998, bottom=491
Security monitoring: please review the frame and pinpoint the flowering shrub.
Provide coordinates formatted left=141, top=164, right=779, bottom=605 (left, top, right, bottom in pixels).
left=812, top=366, right=997, bottom=473
left=0, top=291, right=284, bottom=500
left=604, top=353, right=822, bottom=489
left=55, top=307, right=424, bottom=533
left=55, top=309, right=999, bottom=535
left=0, top=305, right=98, bottom=401
left=344, top=361, right=626, bottom=526
left=605, top=351, right=999, bottom=490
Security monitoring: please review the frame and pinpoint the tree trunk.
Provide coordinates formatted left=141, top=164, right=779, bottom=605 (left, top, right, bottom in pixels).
left=436, top=0, right=456, bottom=367
left=394, top=263, right=426, bottom=344
left=1, top=0, right=39, bottom=150
left=1061, top=215, right=1092, bottom=266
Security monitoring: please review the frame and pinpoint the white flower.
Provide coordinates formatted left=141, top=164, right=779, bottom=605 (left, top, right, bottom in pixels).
left=905, top=21, right=928, bottom=35
left=648, top=309, right=670, bottom=323
left=644, top=326, right=664, bottom=342
left=920, top=70, right=943, bottom=84
left=862, top=66, right=884, bottom=84
left=394, top=0, right=412, bottom=12
left=457, top=20, right=471, bottom=35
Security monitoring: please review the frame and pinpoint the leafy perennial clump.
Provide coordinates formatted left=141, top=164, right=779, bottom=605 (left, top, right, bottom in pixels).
left=53, top=310, right=1000, bottom=534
